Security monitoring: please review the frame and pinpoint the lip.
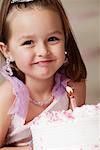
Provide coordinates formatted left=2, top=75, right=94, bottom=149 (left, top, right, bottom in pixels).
left=33, top=59, right=55, bottom=67
left=33, top=59, right=54, bottom=64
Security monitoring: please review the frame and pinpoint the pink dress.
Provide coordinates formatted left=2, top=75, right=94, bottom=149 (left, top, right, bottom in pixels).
left=0, top=71, right=69, bottom=146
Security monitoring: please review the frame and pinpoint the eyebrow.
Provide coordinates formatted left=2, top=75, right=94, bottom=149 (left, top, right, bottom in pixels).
left=18, top=35, right=34, bottom=41
left=18, top=30, right=63, bottom=41
left=48, top=30, right=64, bottom=36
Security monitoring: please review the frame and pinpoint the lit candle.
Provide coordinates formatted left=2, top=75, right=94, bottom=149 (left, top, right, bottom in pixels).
left=66, top=86, right=77, bottom=110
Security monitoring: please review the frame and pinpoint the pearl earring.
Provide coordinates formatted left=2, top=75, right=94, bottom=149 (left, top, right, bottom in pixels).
left=64, top=51, right=68, bottom=64
left=2, top=57, right=13, bottom=76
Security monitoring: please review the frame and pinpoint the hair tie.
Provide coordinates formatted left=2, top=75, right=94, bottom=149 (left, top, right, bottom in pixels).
left=11, top=0, right=34, bottom=3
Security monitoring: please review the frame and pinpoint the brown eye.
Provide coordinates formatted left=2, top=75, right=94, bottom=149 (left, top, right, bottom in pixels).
left=22, top=40, right=33, bottom=45
left=48, top=37, right=59, bottom=42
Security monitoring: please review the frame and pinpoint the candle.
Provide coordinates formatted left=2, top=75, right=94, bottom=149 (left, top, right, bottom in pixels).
left=66, top=86, right=77, bottom=110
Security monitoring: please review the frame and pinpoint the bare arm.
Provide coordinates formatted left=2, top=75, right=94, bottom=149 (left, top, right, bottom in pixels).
left=0, top=81, right=17, bottom=148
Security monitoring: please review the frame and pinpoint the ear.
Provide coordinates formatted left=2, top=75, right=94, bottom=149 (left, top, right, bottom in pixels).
left=0, top=42, right=14, bottom=61
left=0, top=42, right=9, bottom=58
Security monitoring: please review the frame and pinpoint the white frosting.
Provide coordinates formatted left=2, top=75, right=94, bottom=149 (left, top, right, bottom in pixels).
left=30, top=103, right=100, bottom=150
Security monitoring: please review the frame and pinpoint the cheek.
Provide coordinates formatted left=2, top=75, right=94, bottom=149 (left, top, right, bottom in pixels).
left=59, top=52, right=65, bottom=63
left=11, top=48, right=31, bottom=61
left=13, top=52, right=29, bottom=67
left=56, top=47, right=65, bottom=61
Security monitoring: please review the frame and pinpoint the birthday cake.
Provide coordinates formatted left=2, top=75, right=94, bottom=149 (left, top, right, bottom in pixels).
left=30, top=103, right=100, bottom=150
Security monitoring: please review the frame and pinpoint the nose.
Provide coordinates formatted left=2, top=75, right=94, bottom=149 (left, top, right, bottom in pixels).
left=36, top=41, right=49, bottom=57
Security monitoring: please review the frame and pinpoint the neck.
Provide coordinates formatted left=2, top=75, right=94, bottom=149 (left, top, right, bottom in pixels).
left=25, top=76, right=54, bottom=100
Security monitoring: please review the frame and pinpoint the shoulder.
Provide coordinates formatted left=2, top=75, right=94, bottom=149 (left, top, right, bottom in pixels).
left=67, top=79, right=86, bottom=107
left=0, top=80, right=15, bottom=105
left=0, top=80, right=15, bottom=146
left=67, top=79, right=86, bottom=90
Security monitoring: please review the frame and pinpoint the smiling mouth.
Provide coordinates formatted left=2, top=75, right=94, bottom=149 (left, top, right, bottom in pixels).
left=34, top=60, right=54, bottom=65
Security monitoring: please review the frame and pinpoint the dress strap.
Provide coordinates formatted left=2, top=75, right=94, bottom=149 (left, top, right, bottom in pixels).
left=7, top=77, right=30, bottom=118
left=52, top=73, right=70, bottom=97
left=0, top=69, right=30, bottom=123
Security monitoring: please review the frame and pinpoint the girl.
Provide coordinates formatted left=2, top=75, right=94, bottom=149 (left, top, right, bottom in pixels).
left=0, top=0, right=87, bottom=149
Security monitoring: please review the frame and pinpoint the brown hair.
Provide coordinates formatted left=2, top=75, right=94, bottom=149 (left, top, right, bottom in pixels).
left=0, top=0, right=87, bottom=82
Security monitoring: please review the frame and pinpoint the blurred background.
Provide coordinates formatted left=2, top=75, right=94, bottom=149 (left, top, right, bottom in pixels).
left=0, top=0, right=100, bottom=104
left=62, top=0, right=100, bottom=104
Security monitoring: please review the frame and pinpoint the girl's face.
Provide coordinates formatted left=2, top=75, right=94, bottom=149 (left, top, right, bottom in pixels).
left=7, top=7, right=65, bottom=80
